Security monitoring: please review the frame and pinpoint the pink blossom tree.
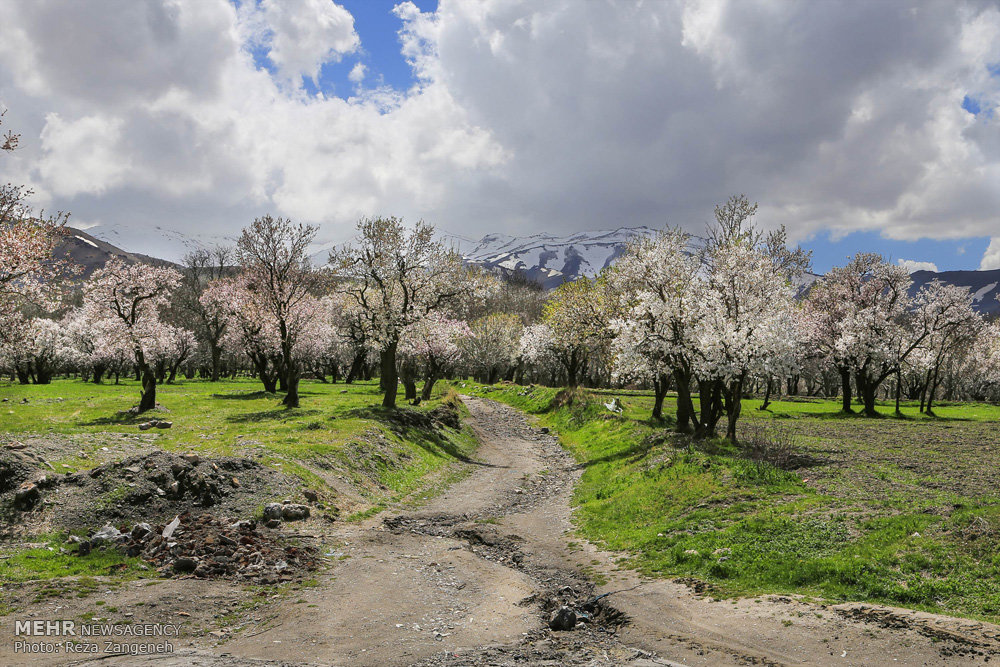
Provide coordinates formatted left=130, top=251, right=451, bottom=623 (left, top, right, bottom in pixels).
left=399, top=313, right=472, bottom=400
left=237, top=215, right=324, bottom=408
left=0, top=111, right=70, bottom=337
left=84, top=259, right=182, bottom=412
left=330, top=216, right=469, bottom=408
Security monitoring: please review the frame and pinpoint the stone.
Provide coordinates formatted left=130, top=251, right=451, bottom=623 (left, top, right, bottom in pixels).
left=281, top=504, right=310, bottom=521
left=173, top=557, right=198, bottom=573
left=303, top=489, right=318, bottom=502
left=77, top=540, right=92, bottom=556
left=548, top=606, right=577, bottom=631
left=181, top=452, right=200, bottom=464
left=155, top=421, right=173, bottom=429
left=131, top=523, right=153, bottom=539
left=138, top=422, right=155, bottom=431
left=263, top=503, right=283, bottom=521
left=14, top=482, right=41, bottom=510
left=91, top=525, right=123, bottom=543
left=265, top=519, right=281, bottom=529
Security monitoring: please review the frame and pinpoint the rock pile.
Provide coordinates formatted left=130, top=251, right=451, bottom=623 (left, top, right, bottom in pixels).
left=64, top=450, right=275, bottom=515
left=79, top=513, right=320, bottom=583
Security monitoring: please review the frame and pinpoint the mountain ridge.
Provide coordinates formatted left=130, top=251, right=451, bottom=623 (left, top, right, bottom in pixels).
left=60, top=225, right=1000, bottom=315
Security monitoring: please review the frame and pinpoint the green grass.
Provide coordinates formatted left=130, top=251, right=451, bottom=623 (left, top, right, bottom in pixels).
left=0, top=377, right=477, bottom=510
left=0, top=535, right=151, bottom=585
left=469, top=382, right=1000, bottom=623
left=0, top=377, right=478, bottom=615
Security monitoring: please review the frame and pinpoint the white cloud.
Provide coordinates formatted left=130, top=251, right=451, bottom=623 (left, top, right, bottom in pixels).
left=255, top=0, right=359, bottom=86
left=897, top=258, right=939, bottom=274
left=980, top=238, right=1000, bottom=270
left=348, top=61, right=366, bottom=84
left=38, top=113, right=128, bottom=197
left=0, top=0, right=998, bottom=260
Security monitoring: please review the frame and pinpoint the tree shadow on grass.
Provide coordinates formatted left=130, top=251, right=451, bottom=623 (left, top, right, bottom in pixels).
left=81, top=408, right=165, bottom=426
left=211, top=391, right=278, bottom=401
left=226, top=408, right=321, bottom=423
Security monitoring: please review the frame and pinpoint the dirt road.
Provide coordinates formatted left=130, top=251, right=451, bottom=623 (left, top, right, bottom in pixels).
left=65, top=396, right=1000, bottom=665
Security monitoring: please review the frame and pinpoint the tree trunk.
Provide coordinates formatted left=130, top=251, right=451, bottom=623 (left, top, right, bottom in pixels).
left=652, top=373, right=669, bottom=421
left=759, top=377, right=773, bottom=411
left=673, top=369, right=695, bottom=433
left=724, top=377, right=744, bottom=442
left=856, top=371, right=878, bottom=417
left=925, top=366, right=940, bottom=416
left=136, top=350, right=157, bottom=413
left=252, top=354, right=277, bottom=393
left=421, top=375, right=438, bottom=401
left=380, top=342, right=399, bottom=408
left=566, top=349, right=579, bottom=387
left=839, top=366, right=854, bottom=413
left=695, top=378, right=723, bottom=438
left=894, top=368, right=902, bottom=415
left=92, top=364, right=105, bottom=384
left=346, top=351, right=365, bottom=384
left=210, top=344, right=222, bottom=382
left=282, top=362, right=300, bottom=408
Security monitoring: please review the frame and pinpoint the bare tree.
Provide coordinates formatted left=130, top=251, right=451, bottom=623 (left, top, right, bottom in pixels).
left=237, top=215, right=323, bottom=408
left=175, top=246, right=232, bottom=381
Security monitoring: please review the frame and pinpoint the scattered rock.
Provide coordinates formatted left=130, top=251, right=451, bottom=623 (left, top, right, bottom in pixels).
left=112, top=512, right=319, bottom=582
left=173, top=557, right=198, bottom=573
left=1, top=448, right=36, bottom=493
left=549, top=606, right=577, bottom=631
left=14, top=482, right=41, bottom=509
left=91, top=525, right=124, bottom=543
left=281, top=504, right=310, bottom=521
left=131, top=523, right=152, bottom=539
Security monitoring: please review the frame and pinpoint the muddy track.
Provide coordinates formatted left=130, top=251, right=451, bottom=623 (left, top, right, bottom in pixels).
left=70, top=396, right=1000, bottom=666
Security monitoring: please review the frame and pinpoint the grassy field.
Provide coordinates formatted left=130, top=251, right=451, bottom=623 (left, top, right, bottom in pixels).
left=468, top=382, right=1000, bottom=623
left=0, top=377, right=478, bottom=603
left=0, top=377, right=475, bottom=509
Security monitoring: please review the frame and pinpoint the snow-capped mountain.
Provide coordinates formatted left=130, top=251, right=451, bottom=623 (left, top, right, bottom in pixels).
left=441, top=227, right=660, bottom=289
left=909, top=269, right=1000, bottom=316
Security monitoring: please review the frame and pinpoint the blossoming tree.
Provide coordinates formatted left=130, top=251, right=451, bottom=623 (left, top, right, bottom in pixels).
left=84, top=259, right=182, bottom=412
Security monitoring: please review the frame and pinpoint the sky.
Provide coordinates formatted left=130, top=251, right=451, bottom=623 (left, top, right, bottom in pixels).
left=0, top=0, right=998, bottom=274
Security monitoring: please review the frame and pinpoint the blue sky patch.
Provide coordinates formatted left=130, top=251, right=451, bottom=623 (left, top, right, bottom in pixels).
left=800, top=230, right=990, bottom=273
left=962, top=95, right=982, bottom=116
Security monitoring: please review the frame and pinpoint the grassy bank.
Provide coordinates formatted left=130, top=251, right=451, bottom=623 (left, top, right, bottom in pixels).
left=0, top=377, right=477, bottom=518
left=0, top=377, right=477, bottom=607
left=468, top=382, right=1000, bottom=623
